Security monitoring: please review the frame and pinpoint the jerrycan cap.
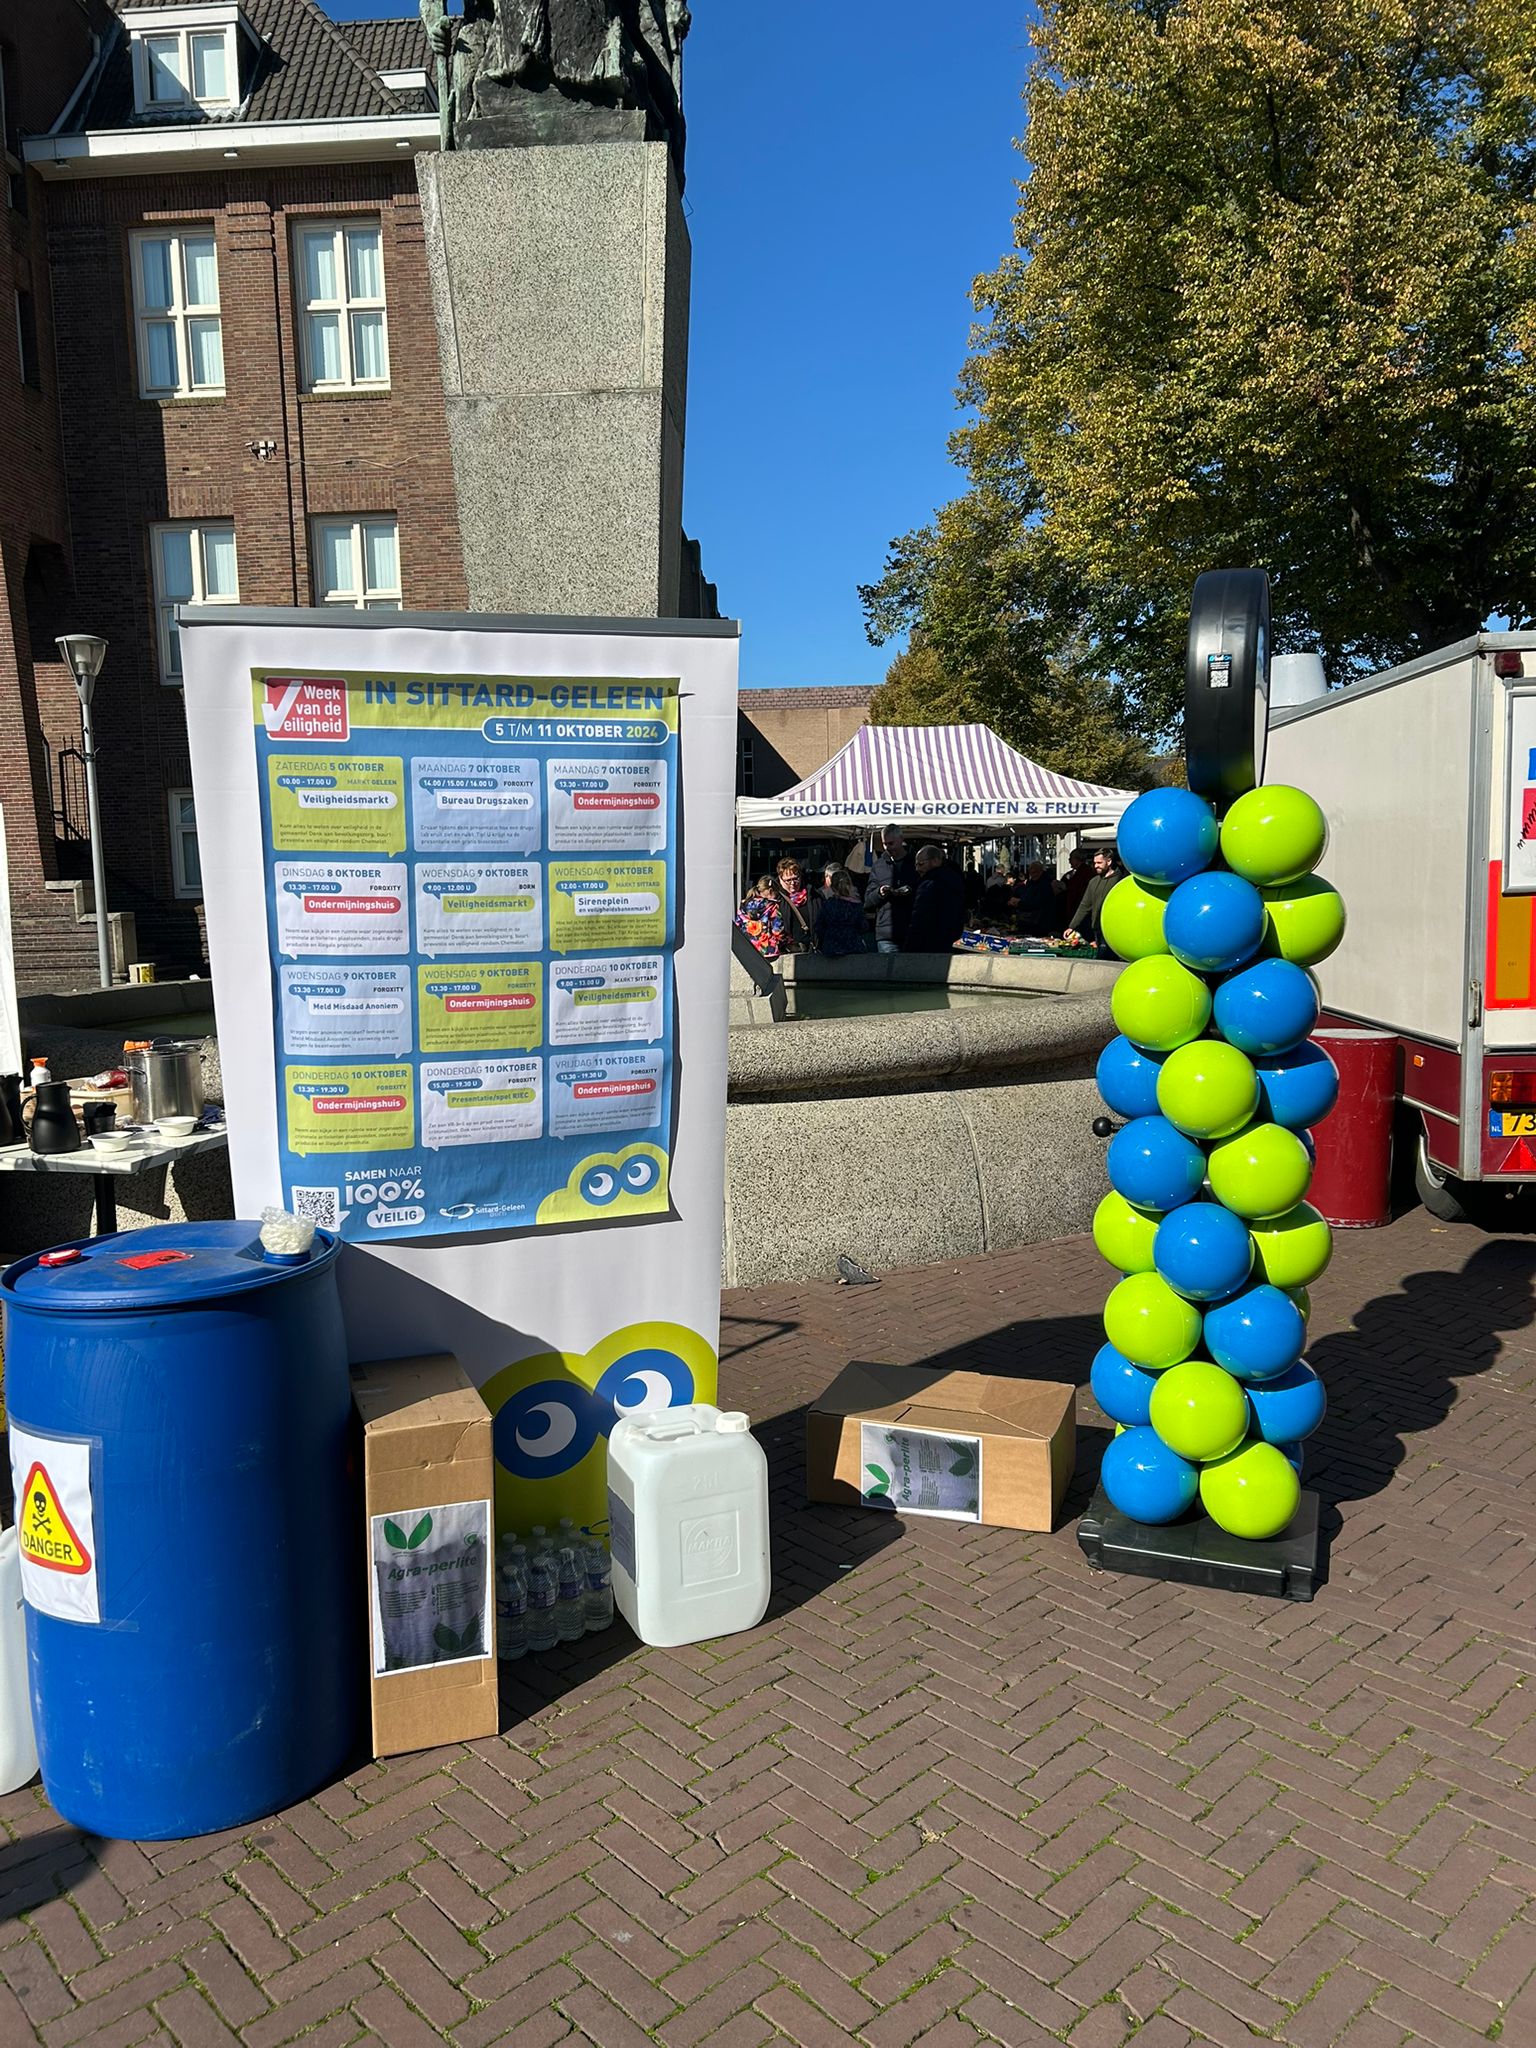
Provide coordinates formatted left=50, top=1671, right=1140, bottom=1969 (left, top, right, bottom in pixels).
left=716, top=1412, right=750, bottom=1433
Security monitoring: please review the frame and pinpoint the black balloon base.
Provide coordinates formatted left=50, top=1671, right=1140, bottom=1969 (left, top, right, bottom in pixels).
left=1077, top=1484, right=1320, bottom=1602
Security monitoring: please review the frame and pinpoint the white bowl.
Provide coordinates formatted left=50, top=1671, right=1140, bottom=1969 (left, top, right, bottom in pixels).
left=90, top=1130, right=139, bottom=1153
left=156, top=1116, right=199, bottom=1137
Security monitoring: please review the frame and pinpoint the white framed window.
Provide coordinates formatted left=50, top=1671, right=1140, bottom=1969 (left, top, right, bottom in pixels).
left=295, top=222, right=388, bottom=392
left=132, top=231, right=223, bottom=398
left=151, top=521, right=238, bottom=683
left=168, top=788, right=202, bottom=897
left=129, top=11, right=240, bottom=117
left=311, top=517, right=401, bottom=608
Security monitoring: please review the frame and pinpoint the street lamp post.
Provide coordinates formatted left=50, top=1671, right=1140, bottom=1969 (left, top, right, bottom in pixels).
left=55, top=633, right=112, bottom=989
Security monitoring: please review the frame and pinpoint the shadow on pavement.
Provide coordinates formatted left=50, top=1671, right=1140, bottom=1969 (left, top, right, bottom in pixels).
left=0, top=1818, right=99, bottom=1925
left=1305, top=1232, right=1536, bottom=1513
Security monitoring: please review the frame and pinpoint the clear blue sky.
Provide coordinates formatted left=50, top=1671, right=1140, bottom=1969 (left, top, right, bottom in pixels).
left=325, top=2, right=1036, bottom=688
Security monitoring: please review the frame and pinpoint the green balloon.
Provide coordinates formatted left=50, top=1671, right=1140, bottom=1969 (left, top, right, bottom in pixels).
left=1261, top=876, right=1347, bottom=966
left=1093, top=1190, right=1161, bottom=1273
left=1110, top=954, right=1213, bottom=1053
left=1156, top=1040, right=1260, bottom=1141
left=1206, top=1121, right=1313, bottom=1220
left=1220, top=785, right=1328, bottom=886
left=1250, top=1202, right=1333, bottom=1289
left=1285, top=1284, right=1312, bottom=1322
left=1100, top=876, right=1171, bottom=962
left=1148, top=1360, right=1248, bottom=1463
left=1199, top=1438, right=1302, bottom=1539
left=1103, top=1272, right=1202, bottom=1370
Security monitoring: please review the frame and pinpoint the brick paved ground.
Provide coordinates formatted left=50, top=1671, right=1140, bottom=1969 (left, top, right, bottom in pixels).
left=2, top=1204, right=1535, bottom=2048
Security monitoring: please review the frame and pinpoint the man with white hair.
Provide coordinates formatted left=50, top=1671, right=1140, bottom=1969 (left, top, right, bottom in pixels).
left=864, top=824, right=916, bottom=954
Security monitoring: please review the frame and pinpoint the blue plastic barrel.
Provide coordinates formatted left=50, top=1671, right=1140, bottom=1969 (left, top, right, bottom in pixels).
left=2, top=1221, right=361, bottom=1839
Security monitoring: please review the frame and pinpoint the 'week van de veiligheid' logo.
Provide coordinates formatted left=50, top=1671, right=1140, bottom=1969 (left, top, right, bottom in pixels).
left=263, top=678, right=350, bottom=743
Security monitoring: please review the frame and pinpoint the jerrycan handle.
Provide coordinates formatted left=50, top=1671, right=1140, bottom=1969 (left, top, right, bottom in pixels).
left=639, top=1411, right=709, bottom=1442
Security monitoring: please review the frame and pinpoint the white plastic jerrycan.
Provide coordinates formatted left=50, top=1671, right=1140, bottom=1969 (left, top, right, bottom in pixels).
left=0, top=1528, right=38, bottom=1794
left=606, top=1404, right=770, bottom=1648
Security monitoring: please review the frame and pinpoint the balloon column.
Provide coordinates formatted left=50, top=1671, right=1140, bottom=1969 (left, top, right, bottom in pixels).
left=1090, top=780, right=1345, bottom=1544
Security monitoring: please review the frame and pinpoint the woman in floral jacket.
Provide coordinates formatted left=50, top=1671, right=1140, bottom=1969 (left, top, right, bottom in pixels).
left=735, top=876, right=786, bottom=960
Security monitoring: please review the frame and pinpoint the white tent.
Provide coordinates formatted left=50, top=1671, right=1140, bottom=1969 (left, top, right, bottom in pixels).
left=737, top=721, right=1135, bottom=837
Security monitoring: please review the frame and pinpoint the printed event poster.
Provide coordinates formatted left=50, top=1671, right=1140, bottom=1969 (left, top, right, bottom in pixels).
left=252, top=670, right=678, bottom=1242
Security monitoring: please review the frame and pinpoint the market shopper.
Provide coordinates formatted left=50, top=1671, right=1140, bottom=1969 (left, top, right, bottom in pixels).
left=1014, top=861, right=1059, bottom=936
left=768, top=855, right=816, bottom=954
left=1059, top=846, right=1095, bottom=927
left=1063, top=845, right=1122, bottom=950
left=904, top=845, right=968, bottom=953
left=865, top=825, right=917, bottom=953
left=735, top=875, right=786, bottom=960
left=815, top=868, right=872, bottom=957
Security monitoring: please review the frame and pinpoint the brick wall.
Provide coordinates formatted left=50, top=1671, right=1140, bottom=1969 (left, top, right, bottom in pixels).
left=737, top=688, right=873, bottom=798
left=31, top=156, right=467, bottom=977
left=0, top=3, right=104, bottom=910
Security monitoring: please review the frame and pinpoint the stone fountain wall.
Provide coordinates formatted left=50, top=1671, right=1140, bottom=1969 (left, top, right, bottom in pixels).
left=722, top=953, right=1122, bottom=1287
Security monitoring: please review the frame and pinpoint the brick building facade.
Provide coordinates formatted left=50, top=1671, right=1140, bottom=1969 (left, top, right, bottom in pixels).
left=736, top=685, right=874, bottom=800
left=2, top=0, right=464, bottom=990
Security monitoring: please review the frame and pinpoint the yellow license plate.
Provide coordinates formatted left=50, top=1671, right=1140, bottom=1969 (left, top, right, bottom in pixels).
left=1493, top=1111, right=1536, bottom=1135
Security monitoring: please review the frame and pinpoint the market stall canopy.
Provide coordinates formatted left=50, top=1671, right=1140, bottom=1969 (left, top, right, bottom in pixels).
left=737, top=723, right=1136, bottom=834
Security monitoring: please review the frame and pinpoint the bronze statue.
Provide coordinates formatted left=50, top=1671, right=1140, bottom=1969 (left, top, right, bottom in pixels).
left=419, top=1, right=691, bottom=177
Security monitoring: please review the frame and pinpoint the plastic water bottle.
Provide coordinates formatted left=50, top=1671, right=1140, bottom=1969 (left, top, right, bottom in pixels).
left=555, top=1547, right=586, bottom=1642
left=583, top=1538, right=613, bottom=1634
left=495, top=1562, right=527, bottom=1661
left=529, top=1525, right=554, bottom=1570
left=525, top=1560, right=558, bottom=1652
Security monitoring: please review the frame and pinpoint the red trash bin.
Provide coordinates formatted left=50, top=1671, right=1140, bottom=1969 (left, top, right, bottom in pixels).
left=1308, top=1028, right=1398, bottom=1228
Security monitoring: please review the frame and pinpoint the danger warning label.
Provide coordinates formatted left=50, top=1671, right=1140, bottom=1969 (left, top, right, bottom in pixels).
left=7, top=1426, right=99, bottom=1624
left=18, top=1463, right=90, bottom=1573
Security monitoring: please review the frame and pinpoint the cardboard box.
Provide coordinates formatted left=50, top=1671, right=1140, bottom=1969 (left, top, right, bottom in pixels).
left=352, top=1353, right=499, bottom=1758
left=806, top=1363, right=1076, bottom=1532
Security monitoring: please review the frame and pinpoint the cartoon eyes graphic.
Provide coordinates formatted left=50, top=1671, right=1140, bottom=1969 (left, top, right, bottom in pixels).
left=492, top=1351, right=697, bottom=1478
left=494, top=1379, right=606, bottom=1479
left=580, top=1166, right=619, bottom=1205
left=621, top=1155, right=659, bottom=1194
left=594, top=1346, right=692, bottom=1418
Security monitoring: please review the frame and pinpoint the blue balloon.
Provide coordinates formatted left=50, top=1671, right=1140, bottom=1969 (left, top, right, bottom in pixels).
left=1246, top=1359, right=1326, bottom=1444
left=1097, top=1035, right=1167, bottom=1121
left=1253, top=1042, right=1340, bottom=1131
left=1090, top=1343, right=1160, bottom=1427
left=1213, top=959, right=1319, bottom=1057
left=1106, top=1115, right=1207, bottom=1213
left=1100, top=1426, right=1200, bottom=1525
left=1203, top=1283, right=1306, bottom=1382
left=1164, top=872, right=1266, bottom=975
left=1117, top=788, right=1220, bottom=888
left=1153, top=1201, right=1254, bottom=1302
left=1277, top=1440, right=1306, bottom=1476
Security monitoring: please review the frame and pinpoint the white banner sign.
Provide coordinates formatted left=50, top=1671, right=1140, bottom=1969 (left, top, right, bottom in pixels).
left=183, top=613, right=739, bottom=1531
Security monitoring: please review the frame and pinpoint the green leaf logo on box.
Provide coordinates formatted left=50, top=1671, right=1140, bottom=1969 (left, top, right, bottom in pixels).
left=864, top=1463, right=890, bottom=1499
left=384, top=1512, right=433, bottom=1551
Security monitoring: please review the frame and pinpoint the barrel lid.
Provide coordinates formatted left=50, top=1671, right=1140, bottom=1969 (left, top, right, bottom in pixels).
left=2, top=1219, right=340, bottom=1312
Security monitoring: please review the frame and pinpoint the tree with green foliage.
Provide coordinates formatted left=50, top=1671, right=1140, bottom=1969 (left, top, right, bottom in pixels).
left=862, top=0, right=1536, bottom=746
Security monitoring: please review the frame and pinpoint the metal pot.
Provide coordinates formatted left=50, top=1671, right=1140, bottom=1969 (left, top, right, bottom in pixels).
left=126, top=1040, right=207, bottom=1124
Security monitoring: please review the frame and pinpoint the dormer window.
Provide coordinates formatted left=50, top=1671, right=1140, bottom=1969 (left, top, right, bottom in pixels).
left=126, top=6, right=245, bottom=118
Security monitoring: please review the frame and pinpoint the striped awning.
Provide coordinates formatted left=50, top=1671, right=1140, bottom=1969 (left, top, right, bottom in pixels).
left=737, top=722, right=1135, bottom=834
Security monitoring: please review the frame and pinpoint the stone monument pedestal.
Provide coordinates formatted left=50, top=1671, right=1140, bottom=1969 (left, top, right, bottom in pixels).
left=418, top=141, right=689, bottom=618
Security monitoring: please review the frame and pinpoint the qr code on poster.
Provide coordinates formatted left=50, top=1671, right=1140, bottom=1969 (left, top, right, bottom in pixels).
left=289, top=1186, right=341, bottom=1231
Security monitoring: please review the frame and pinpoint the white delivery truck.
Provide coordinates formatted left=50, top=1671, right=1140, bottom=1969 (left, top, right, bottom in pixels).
left=1266, top=631, right=1536, bottom=1221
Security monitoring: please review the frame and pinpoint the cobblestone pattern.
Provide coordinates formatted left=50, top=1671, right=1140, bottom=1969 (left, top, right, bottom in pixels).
left=1, top=1206, right=1534, bottom=2047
